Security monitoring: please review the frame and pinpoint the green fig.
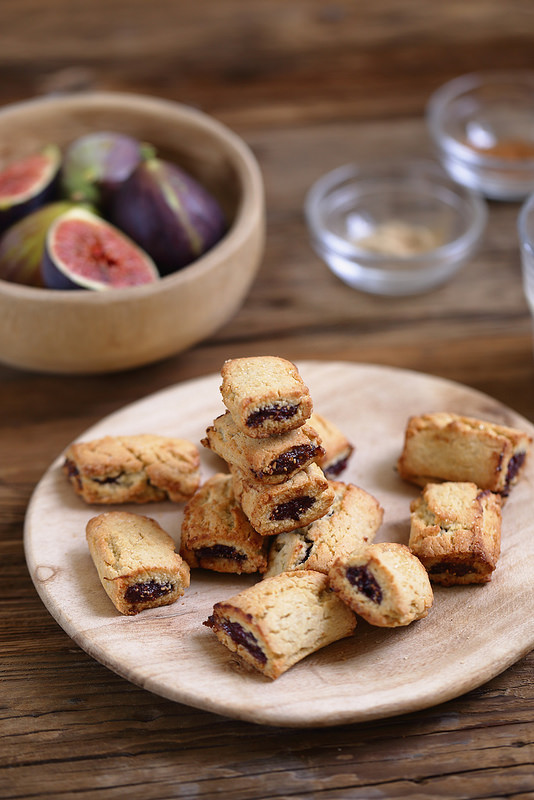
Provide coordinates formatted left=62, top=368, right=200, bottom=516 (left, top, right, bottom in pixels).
left=0, top=201, right=77, bottom=286
left=60, top=131, right=154, bottom=209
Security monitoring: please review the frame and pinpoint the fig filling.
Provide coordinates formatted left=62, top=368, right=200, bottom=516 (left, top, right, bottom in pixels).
left=503, top=451, right=526, bottom=495
left=270, top=495, right=314, bottom=521
left=124, top=579, right=174, bottom=604
left=296, top=536, right=314, bottom=566
left=205, top=616, right=267, bottom=664
left=246, top=403, right=299, bottom=428
left=64, top=458, right=82, bottom=490
left=64, top=458, right=78, bottom=478
left=346, top=565, right=382, bottom=604
left=259, top=444, right=319, bottom=479
left=93, top=473, right=123, bottom=485
left=324, top=452, right=351, bottom=478
left=194, top=544, right=246, bottom=563
left=429, top=562, right=474, bottom=576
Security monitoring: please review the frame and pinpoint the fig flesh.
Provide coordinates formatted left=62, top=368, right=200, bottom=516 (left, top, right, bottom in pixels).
left=0, top=145, right=61, bottom=233
left=0, top=201, right=77, bottom=286
left=60, top=131, right=152, bottom=209
left=41, top=206, right=159, bottom=290
left=110, top=157, right=226, bottom=275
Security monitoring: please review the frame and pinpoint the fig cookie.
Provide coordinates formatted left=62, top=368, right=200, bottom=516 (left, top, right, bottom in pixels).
left=308, top=412, right=355, bottom=478
left=202, top=411, right=324, bottom=484
left=63, top=433, right=200, bottom=504
left=397, top=411, right=531, bottom=497
left=230, top=462, right=335, bottom=536
left=329, top=542, right=433, bottom=627
left=409, top=481, right=502, bottom=585
left=220, top=356, right=313, bottom=438
left=264, top=481, right=383, bottom=577
left=86, top=511, right=190, bottom=616
left=204, top=569, right=356, bottom=679
left=180, top=473, right=269, bottom=574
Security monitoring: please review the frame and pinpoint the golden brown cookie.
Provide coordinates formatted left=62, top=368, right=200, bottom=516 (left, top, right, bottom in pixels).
left=264, top=481, right=383, bottom=577
left=180, top=473, right=269, bottom=574
left=63, top=434, right=200, bottom=504
left=329, top=542, right=433, bottom=627
left=397, top=411, right=531, bottom=497
left=86, top=511, right=190, bottom=615
left=220, top=356, right=313, bottom=438
left=204, top=569, right=357, bottom=679
left=409, top=481, right=502, bottom=585
left=202, top=411, right=324, bottom=484
left=231, top=462, right=335, bottom=536
left=309, top=412, right=354, bottom=478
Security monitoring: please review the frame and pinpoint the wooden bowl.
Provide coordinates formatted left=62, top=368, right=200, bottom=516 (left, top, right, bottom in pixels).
left=0, top=92, right=265, bottom=373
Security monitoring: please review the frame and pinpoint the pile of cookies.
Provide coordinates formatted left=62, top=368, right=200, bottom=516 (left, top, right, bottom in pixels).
left=212, top=356, right=357, bottom=536
left=183, top=356, right=381, bottom=580
left=187, top=357, right=433, bottom=678
left=398, top=411, right=532, bottom=586
left=62, top=356, right=532, bottom=681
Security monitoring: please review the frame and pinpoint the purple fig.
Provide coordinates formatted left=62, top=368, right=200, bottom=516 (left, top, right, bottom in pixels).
left=60, top=131, right=154, bottom=208
left=41, top=206, right=159, bottom=290
left=0, top=145, right=61, bottom=233
left=110, top=157, right=227, bottom=275
left=0, top=201, right=78, bottom=286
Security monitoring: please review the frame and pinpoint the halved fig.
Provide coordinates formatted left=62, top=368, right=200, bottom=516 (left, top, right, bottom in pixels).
left=110, top=157, right=227, bottom=275
left=60, top=131, right=152, bottom=208
left=41, top=206, right=160, bottom=290
left=0, top=145, right=61, bottom=233
left=0, top=201, right=76, bottom=286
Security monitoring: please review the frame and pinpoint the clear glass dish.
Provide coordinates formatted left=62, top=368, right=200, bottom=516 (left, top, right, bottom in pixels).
left=305, top=159, right=487, bottom=296
left=517, top=192, right=534, bottom=349
left=427, top=70, right=534, bottom=201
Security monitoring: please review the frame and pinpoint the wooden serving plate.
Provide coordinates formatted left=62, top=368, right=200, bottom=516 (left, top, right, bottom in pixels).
left=24, top=362, right=534, bottom=727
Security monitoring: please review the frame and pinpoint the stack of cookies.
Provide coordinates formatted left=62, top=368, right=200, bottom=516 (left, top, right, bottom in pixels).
left=214, top=356, right=337, bottom=535
left=181, top=356, right=389, bottom=581
left=181, top=356, right=345, bottom=574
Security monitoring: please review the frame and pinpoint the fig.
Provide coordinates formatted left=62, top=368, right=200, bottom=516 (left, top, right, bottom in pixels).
left=41, top=206, right=160, bottom=290
left=110, top=157, right=227, bottom=275
left=0, top=144, right=61, bottom=233
left=0, top=201, right=77, bottom=286
left=60, top=131, right=153, bottom=208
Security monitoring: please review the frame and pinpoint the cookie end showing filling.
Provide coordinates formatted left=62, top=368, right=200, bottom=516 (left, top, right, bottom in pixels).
left=258, top=444, right=323, bottom=480
left=204, top=614, right=268, bottom=667
left=194, top=544, right=247, bottom=564
left=270, top=495, right=315, bottom=521
left=345, top=565, right=383, bottom=604
left=124, top=579, right=175, bottom=604
left=246, top=402, right=300, bottom=429
left=426, top=558, right=494, bottom=585
left=323, top=450, right=352, bottom=477
left=502, top=450, right=526, bottom=496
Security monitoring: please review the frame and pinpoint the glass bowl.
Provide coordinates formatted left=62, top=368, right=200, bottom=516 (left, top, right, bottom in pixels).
left=427, top=70, right=534, bottom=201
left=305, top=160, right=487, bottom=296
left=517, top=192, right=534, bottom=344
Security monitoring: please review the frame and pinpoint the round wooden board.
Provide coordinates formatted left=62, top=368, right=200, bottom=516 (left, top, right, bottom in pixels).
left=24, top=362, right=534, bottom=727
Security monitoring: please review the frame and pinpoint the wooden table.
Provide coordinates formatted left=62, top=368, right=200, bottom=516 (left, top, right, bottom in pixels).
left=3, top=2, right=534, bottom=796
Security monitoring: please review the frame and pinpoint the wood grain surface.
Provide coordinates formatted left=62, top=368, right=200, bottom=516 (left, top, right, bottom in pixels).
left=3, top=1, right=534, bottom=798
